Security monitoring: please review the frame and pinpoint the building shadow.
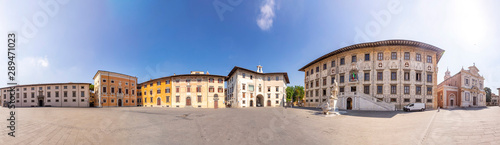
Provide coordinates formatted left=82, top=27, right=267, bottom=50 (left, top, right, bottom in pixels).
left=290, top=106, right=430, bottom=118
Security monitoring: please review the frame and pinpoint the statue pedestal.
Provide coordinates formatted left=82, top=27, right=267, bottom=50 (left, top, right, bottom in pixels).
left=321, top=99, right=345, bottom=117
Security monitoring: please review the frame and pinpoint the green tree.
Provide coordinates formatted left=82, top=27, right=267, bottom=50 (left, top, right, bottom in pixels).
left=485, top=87, right=491, bottom=102
left=89, top=84, right=94, bottom=91
left=294, top=86, right=305, bottom=103
left=286, top=86, right=296, bottom=102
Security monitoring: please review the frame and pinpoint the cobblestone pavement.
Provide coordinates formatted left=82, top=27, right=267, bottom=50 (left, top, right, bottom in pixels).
left=0, top=106, right=499, bottom=145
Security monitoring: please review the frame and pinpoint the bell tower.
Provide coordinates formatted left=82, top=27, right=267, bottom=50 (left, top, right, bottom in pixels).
left=444, top=67, right=451, bottom=80
left=257, top=65, right=263, bottom=73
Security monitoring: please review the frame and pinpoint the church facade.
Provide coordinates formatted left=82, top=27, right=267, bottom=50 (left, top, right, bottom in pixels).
left=437, top=65, right=486, bottom=108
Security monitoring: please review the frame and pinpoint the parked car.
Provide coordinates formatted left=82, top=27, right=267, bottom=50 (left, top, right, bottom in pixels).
left=404, top=103, right=425, bottom=112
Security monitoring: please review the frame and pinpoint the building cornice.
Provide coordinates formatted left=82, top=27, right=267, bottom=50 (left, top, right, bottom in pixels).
left=298, top=39, right=445, bottom=71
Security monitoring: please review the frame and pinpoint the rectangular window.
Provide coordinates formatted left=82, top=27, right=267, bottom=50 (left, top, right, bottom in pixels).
left=47, top=92, right=51, bottom=97
left=331, top=61, right=335, bottom=67
left=276, top=76, right=279, bottom=81
left=157, top=81, right=161, bottom=85
left=166, top=88, right=170, bottom=93
left=316, top=80, right=319, bottom=87
left=176, top=87, right=180, bottom=93
left=416, top=99, right=422, bottom=103
left=377, top=72, right=383, bottom=80
left=339, top=87, right=344, bottom=93
left=364, top=86, right=369, bottom=94
left=187, top=87, right=191, bottom=92
left=427, top=74, right=432, bottom=82
left=427, top=55, right=432, bottom=63
left=416, top=73, right=422, bottom=81
left=157, top=89, right=161, bottom=94
left=331, top=77, right=335, bottom=84
left=427, top=87, right=432, bottom=95
left=416, top=53, right=421, bottom=61
left=404, top=52, right=410, bottom=60
left=391, top=52, right=397, bottom=60
left=404, top=72, right=410, bottom=81
left=166, top=96, right=170, bottom=102
left=340, top=75, right=344, bottom=83
left=196, top=86, right=201, bottom=92
left=340, top=58, right=345, bottom=65
left=352, top=55, right=357, bottom=62
left=323, top=63, right=327, bottom=70
left=404, top=99, right=410, bottom=102
left=427, top=99, right=432, bottom=103
left=365, top=54, right=370, bottom=61
left=377, top=52, right=383, bottom=60
left=377, top=86, right=383, bottom=94
left=275, top=86, right=279, bottom=92
left=276, top=94, right=279, bottom=99
left=316, top=67, right=319, bottom=72
left=351, top=86, right=356, bottom=92
left=416, top=86, right=422, bottom=95
left=242, top=84, right=246, bottom=90
left=209, top=87, right=214, bottom=92
left=364, top=73, right=369, bottom=81
left=64, top=91, right=67, bottom=97
left=391, top=85, right=396, bottom=94
left=81, top=91, right=85, bottom=97
left=323, top=78, right=327, bottom=86
left=197, top=95, right=202, bottom=103
left=55, top=92, right=59, bottom=97
left=310, top=69, right=314, bottom=75
left=323, top=89, right=326, bottom=96
left=248, top=85, right=254, bottom=92
left=391, top=72, right=397, bottom=80
left=404, top=86, right=409, bottom=94
left=166, top=80, right=170, bottom=84
left=390, top=98, right=397, bottom=102
left=176, top=96, right=180, bottom=102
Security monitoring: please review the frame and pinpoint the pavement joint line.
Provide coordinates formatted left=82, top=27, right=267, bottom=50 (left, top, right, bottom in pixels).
left=419, top=110, right=438, bottom=145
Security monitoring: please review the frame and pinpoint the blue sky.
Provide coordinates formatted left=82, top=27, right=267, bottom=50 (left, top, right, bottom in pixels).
left=1, top=0, right=500, bottom=91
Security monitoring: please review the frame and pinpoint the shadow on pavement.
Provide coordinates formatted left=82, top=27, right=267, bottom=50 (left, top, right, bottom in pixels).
left=290, top=106, right=433, bottom=118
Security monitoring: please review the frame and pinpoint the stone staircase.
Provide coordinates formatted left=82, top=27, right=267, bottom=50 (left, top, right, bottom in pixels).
left=357, top=93, right=395, bottom=111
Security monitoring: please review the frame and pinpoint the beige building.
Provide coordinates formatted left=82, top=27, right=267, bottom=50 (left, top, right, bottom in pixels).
left=490, top=93, right=499, bottom=106
left=93, top=70, right=138, bottom=107
left=170, top=71, right=226, bottom=108
left=437, top=65, right=486, bottom=108
left=226, top=66, right=290, bottom=108
left=1, top=83, right=91, bottom=107
left=299, top=40, right=444, bottom=110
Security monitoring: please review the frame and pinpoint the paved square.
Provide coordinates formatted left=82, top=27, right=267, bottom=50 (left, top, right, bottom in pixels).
left=1, top=107, right=499, bottom=144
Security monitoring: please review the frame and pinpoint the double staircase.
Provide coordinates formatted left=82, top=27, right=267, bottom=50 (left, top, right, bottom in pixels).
left=357, top=93, right=395, bottom=111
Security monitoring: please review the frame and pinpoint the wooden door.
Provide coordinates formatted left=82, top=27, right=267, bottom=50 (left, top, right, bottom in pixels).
left=186, top=97, right=191, bottom=106
left=214, top=101, right=218, bottom=109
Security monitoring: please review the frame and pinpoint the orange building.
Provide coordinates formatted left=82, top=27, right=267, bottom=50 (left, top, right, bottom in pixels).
left=93, top=70, right=138, bottom=107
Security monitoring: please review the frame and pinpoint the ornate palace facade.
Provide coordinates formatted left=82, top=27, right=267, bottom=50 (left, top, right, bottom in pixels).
left=299, top=40, right=444, bottom=110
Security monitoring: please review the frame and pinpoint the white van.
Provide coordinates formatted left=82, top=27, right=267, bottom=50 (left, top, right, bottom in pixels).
left=403, top=103, right=425, bottom=112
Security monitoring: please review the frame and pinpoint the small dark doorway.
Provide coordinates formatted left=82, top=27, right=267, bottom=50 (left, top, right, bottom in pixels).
left=250, top=100, right=254, bottom=107
left=473, top=97, right=477, bottom=106
left=256, top=95, right=264, bottom=107
left=450, top=100, right=454, bottom=107
left=157, top=97, right=161, bottom=106
left=38, top=100, right=44, bottom=107
left=347, top=97, right=353, bottom=110
left=118, top=99, right=122, bottom=107
left=186, top=97, right=191, bottom=106
left=267, top=100, right=271, bottom=106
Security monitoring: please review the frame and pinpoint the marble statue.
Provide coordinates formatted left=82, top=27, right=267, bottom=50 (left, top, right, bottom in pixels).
left=321, top=80, right=339, bottom=115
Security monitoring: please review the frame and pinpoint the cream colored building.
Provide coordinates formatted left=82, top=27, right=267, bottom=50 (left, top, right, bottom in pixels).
left=169, top=71, right=226, bottom=108
left=299, top=40, right=444, bottom=111
left=1, top=83, right=91, bottom=107
left=226, top=66, right=290, bottom=108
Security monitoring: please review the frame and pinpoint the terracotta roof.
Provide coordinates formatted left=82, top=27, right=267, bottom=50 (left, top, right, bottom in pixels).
left=298, top=39, right=445, bottom=71
left=93, top=70, right=137, bottom=80
left=225, top=66, right=290, bottom=84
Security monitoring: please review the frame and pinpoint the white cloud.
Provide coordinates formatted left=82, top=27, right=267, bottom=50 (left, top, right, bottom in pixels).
left=37, top=56, right=49, bottom=67
left=257, top=0, right=276, bottom=31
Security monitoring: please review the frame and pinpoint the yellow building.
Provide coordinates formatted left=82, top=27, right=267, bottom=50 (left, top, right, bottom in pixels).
left=139, top=76, right=172, bottom=107
left=139, top=71, right=226, bottom=108
left=93, top=70, right=138, bottom=107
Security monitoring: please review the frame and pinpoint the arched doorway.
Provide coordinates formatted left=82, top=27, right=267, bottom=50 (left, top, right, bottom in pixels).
left=186, top=97, right=191, bottom=106
left=157, top=97, right=161, bottom=106
left=449, top=94, right=455, bottom=107
left=267, top=100, right=271, bottom=106
left=118, top=99, right=122, bottom=107
left=346, top=97, right=353, bottom=110
left=38, top=100, right=44, bottom=107
left=256, top=95, right=264, bottom=107
left=214, top=94, right=219, bottom=109
left=250, top=100, right=254, bottom=107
